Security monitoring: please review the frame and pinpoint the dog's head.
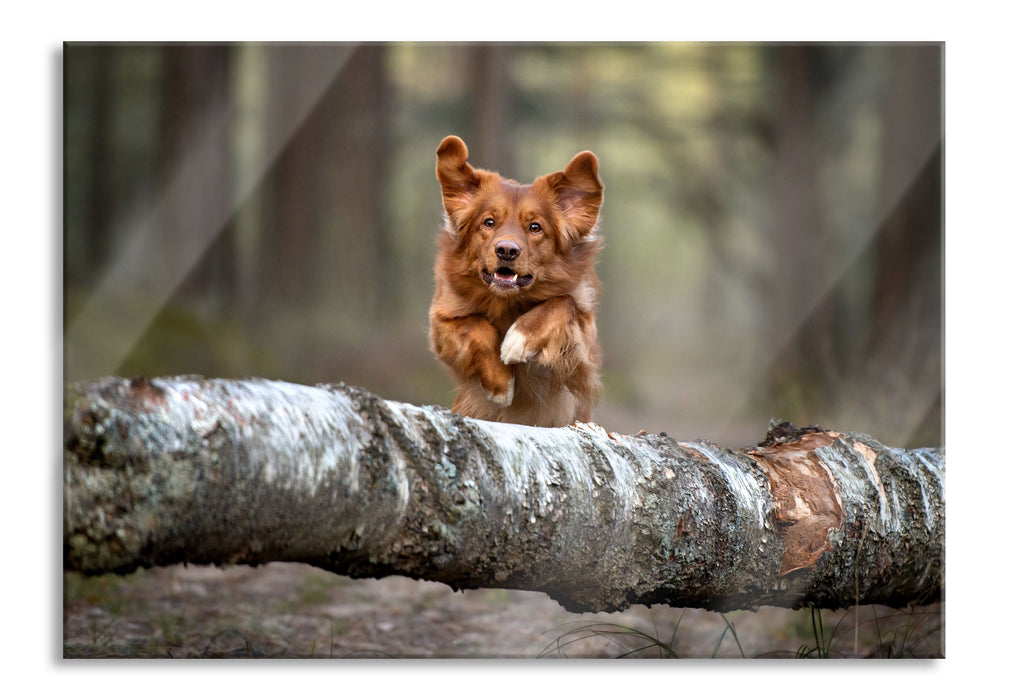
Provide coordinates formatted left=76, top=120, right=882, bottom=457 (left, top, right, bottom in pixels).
left=436, top=135, right=603, bottom=300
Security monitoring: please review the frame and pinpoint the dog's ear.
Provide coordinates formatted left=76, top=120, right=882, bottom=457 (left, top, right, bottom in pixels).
left=544, top=151, right=603, bottom=245
left=436, top=136, right=481, bottom=223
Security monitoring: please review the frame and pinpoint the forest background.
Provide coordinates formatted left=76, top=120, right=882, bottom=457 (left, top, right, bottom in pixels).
left=59, top=41, right=945, bottom=660
left=63, top=42, right=942, bottom=450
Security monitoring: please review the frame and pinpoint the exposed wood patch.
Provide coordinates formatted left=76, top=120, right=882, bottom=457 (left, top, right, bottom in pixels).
left=747, top=431, right=843, bottom=575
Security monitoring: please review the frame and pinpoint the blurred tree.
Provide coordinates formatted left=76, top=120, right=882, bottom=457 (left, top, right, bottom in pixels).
left=762, top=44, right=835, bottom=415
left=64, top=44, right=160, bottom=301
left=868, top=44, right=943, bottom=445
left=259, top=44, right=392, bottom=322
left=157, top=44, right=236, bottom=311
left=753, top=44, right=942, bottom=446
left=78, top=45, right=115, bottom=280
left=466, top=43, right=515, bottom=176
left=325, top=43, right=393, bottom=321
left=260, top=44, right=336, bottom=310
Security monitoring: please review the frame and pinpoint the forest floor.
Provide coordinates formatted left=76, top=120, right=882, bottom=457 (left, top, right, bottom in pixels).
left=62, top=562, right=944, bottom=659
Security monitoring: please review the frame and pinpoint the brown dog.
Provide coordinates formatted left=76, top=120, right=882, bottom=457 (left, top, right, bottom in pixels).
left=429, top=135, right=604, bottom=427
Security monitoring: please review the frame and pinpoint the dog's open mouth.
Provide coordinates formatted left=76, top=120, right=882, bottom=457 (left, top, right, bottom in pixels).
left=482, top=267, right=533, bottom=290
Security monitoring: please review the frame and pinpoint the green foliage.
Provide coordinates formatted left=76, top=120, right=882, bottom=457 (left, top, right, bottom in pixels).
left=867, top=604, right=944, bottom=658
left=538, top=605, right=943, bottom=659
left=793, top=607, right=840, bottom=659
left=293, top=570, right=346, bottom=607
left=538, top=619, right=685, bottom=659
left=712, top=613, right=746, bottom=658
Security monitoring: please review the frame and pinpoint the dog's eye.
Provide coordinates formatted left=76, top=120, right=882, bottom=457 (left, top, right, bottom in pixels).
left=482, top=218, right=495, bottom=228
left=529, top=222, right=542, bottom=233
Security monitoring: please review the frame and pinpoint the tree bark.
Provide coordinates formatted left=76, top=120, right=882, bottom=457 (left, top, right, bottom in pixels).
left=63, top=376, right=944, bottom=613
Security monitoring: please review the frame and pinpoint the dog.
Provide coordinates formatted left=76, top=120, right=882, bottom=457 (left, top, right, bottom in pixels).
left=429, top=135, right=604, bottom=427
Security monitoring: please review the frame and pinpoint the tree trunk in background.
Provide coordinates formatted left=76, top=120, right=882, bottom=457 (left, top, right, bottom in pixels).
left=764, top=45, right=837, bottom=399
left=82, top=45, right=115, bottom=283
left=868, top=45, right=943, bottom=446
left=261, top=45, right=327, bottom=306
left=64, top=376, right=944, bottom=614
left=260, top=44, right=391, bottom=321
left=157, top=44, right=236, bottom=311
left=321, top=44, right=393, bottom=321
left=466, top=44, right=515, bottom=176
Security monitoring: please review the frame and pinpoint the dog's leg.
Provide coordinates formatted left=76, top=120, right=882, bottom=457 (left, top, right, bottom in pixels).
left=501, top=296, right=601, bottom=419
left=500, top=296, right=590, bottom=369
left=431, top=314, right=515, bottom=407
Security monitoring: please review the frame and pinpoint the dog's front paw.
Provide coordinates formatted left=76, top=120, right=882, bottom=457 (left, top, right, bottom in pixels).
left=486, top=375, right=515, bottom=407
left=500, top=325, right=534, bottom=365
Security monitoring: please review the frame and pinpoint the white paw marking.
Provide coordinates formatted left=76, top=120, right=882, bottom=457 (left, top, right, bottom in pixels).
left=487, top=376, right=515, bottom=407
left=500, top=326, right=532, bottom=365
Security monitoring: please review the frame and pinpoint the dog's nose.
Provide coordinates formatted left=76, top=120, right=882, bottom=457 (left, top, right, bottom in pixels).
left=495, top=240, right=521, bottom=261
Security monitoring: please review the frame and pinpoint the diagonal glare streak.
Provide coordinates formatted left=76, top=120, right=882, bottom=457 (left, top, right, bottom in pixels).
left=712, top=46, right=943, bottom=449
left=722, top=138, right=941, bottom=445
left=64, top=44, right=355, bottom=381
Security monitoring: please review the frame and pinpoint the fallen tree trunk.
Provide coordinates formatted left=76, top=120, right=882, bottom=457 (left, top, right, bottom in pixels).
left=63, top=376, right=944, bottom=613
